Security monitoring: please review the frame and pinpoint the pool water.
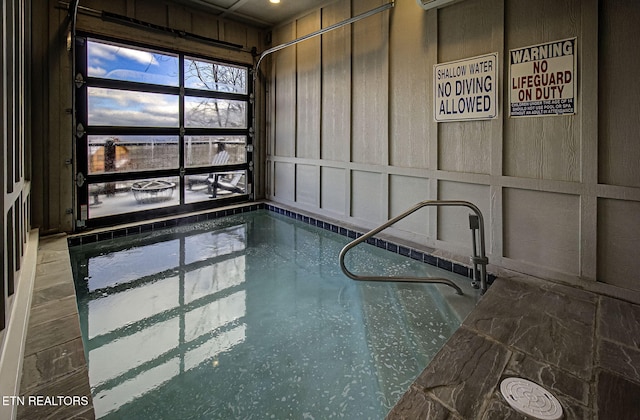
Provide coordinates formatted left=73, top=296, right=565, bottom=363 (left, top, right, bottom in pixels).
left=69, top=210, right=477, bottom=419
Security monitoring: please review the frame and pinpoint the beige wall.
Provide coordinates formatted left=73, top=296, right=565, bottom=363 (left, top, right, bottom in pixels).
left=30, top=0, right=265, bottom=234
left=266, top=0, right=640, bottom=294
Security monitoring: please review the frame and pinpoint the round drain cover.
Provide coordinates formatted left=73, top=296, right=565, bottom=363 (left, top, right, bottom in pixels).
left=500, top=377, right=563, bottom=420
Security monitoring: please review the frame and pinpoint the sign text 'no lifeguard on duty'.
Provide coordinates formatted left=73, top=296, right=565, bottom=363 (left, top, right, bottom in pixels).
left=509, top=38, right=576, bottom=117
left=434, top=53, right=498, bottom=122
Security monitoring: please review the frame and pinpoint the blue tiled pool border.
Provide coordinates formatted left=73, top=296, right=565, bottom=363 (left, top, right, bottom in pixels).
left=67, top=202, right=495, bottom=285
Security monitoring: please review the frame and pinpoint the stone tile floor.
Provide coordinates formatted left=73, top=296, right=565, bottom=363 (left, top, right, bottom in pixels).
left=18, top=234, right=94, bottom=420
left=18, top=232, right=640, bottom=420
left=387, top=273, right=640, bottom=420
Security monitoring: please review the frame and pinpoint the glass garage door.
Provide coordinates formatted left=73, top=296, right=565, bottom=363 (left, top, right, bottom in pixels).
left=74, top=37, right=253, bottom=228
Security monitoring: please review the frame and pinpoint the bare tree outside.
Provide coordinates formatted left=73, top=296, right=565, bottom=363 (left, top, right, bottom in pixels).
left=185, top=59, right=247, bottom=128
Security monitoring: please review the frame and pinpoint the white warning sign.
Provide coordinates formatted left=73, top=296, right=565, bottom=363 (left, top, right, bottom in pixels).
left=434, top=53, right=498, bottom=122
left=509, top=38, right=576, bottom=117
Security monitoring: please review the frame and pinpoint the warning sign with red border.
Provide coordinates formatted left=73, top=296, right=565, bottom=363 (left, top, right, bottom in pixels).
left=509, top=38, right=576, bottom=117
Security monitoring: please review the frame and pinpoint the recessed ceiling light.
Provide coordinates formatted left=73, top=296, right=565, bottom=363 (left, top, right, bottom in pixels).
left=270, top=0, right=280, bottom=3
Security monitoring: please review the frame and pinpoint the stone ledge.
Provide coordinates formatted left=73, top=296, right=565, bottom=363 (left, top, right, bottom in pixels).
left=18, top=235, right=94, bottom=420
left=387, top=276, right=640, bottom=419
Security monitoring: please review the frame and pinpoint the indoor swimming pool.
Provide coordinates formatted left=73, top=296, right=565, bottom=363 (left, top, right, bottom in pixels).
left=69, top=209, right=478, bottom=419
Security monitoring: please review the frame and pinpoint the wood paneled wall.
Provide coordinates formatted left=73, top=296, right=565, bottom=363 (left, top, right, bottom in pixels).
left=266, top=0, right=640, bottom=296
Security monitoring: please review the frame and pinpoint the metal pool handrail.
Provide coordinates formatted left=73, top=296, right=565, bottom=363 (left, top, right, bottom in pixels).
left=338, top=200, right=489, bottom=295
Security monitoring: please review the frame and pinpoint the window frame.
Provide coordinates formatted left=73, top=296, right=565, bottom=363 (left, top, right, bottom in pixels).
left=74, top=34, right=253, bottom=229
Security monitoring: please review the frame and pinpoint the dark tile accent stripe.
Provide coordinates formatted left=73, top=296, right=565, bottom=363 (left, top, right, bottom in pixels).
left=453, top=264, right=470, bottom=277
left=424, top=254, right=438, bottom=266
left=68, top=203, right=268, bottom=247
left=264, top=204, right=489, bottom=284
left=97, top=231, right=113, bottom=242
left=67, top=237, right=81, bottom=247
left=437, top=258, right=453, bottom=272
left=68, top=202, right=491, bottom=285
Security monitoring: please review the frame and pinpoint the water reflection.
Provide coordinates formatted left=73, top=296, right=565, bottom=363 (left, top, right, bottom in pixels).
left=87, top=275, right=179, bottom=339
left=72, top=223, right=248, bottom=418
left=70, top=212, right=472, bottom=419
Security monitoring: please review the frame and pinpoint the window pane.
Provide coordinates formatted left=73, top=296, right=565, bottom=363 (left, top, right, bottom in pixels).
left=211, top=170, right=247, bottom=199
left=184, top=97, right=246, bottom=128
left=184, top=171, right=213, bottom=204
left=184, top=58, right=247, bottom=94
left=88, top=136, right=179, bottom=174
left=88, top=40, right=179, bottom=86
left=89, top=176, right=179, bottom=219
left=80, top=38, right=252, bottom=217
left=184, top=170, right=247, bottom=204
left=184, top=136, right=246, bottom=168
left=88, top=88, right=179, bottom=127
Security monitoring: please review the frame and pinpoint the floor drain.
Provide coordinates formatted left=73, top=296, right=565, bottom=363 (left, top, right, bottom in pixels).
left=500, top=377, right=563, bottom=420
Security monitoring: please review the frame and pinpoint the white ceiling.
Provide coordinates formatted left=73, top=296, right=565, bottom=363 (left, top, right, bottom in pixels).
left=169, top=0, right=328, bottom=28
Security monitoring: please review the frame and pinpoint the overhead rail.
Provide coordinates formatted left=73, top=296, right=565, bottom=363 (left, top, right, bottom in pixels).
left=254, top=2, right=395, bottom=77
left=58, top=1, right=246, bottom=51
left=339, top=200, right=489, bottom=295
